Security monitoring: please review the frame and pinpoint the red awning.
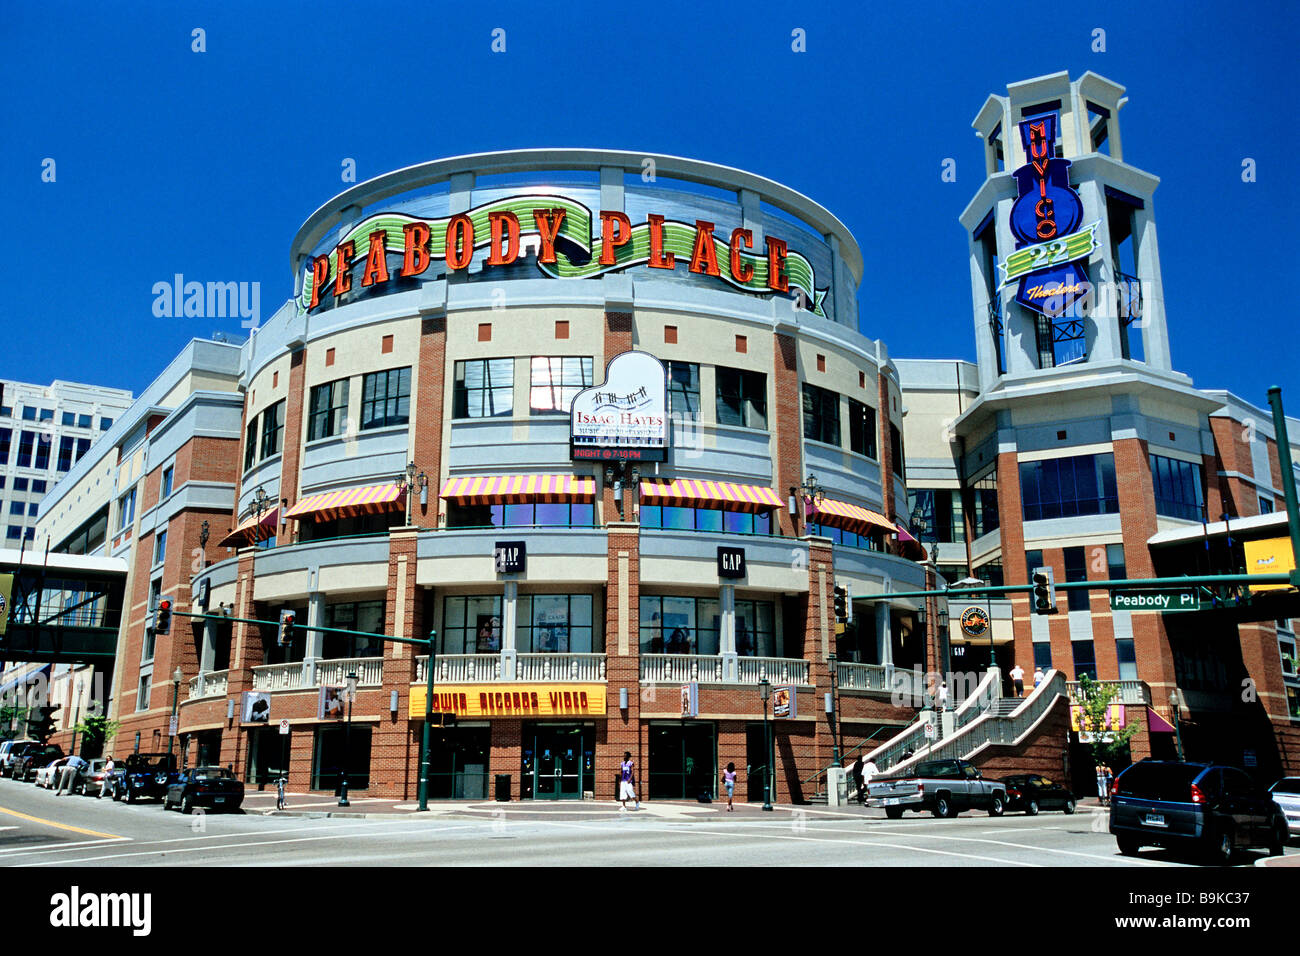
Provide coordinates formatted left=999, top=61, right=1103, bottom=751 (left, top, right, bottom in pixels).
left=218, top=507, right=279, bottom=547
left=1147, top=706, right=1177, bottom=734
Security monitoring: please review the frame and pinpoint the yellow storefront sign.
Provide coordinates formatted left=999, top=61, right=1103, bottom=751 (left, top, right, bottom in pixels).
left=409, top=683, right=607, bottom=720
left=1243, top=537, right=1296, bottom=592
left=0, top=573, right=12, bottom=637
left=1070, top=703, right=1124, bottom=732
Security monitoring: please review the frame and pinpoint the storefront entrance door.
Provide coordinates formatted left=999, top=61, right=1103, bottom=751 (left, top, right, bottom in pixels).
left=527, top=725, right=590, bottom=800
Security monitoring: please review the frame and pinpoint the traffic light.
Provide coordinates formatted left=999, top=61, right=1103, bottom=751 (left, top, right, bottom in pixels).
left=152, top=598, right=172, bottom=635
left=278, top=609, right=296, bottom=647
left=1031, top=567, right=1057, bottom=615
left=833, top=585, right=848, bottom=623
left=28, top=704, right=59, bottom=742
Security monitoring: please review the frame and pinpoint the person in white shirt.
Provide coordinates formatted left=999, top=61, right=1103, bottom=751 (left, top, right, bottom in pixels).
left=862, top=758, right=879, bottom=803
left=1033, top=666, right=1045, bottom=689
left=1009, top=664, right=1026, bottom=697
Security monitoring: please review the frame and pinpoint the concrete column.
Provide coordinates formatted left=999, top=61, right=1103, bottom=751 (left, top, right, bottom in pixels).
left=1076, top=180, right=1122, bottom=362
left=876, top=601, right=893, bottom=669
left=1133, top=206, right=1173, bottom=371
left=720, top=583, right=737, bottom=682
left=304, top=590, right=325, bottom=661
left=200, top=619, right=218, bottom=674
left=501, top=579, right=518, bottom=680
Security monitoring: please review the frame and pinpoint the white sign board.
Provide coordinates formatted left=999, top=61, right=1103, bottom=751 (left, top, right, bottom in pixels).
left=570, top=351, right=667, bottom=462
left=279, top=719, right=291, bottom=736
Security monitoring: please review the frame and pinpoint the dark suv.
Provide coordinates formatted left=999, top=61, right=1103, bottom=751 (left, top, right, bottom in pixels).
left=11, top=744, right=65, bottom=782
left=1110, top=760, right=1288, bottom=864
left=114, top=753, right=178, bottom=803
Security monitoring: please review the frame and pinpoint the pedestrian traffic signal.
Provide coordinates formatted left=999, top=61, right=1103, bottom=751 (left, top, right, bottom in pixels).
left=152, top=598, right=172, bottom=635
left=28, top=704, right=59, bottom=742
left=833, top=585, right=848, bottom=623
left=278, top=609, right=296, bottom=647
left=1031, top=567, right=1057, bottom=615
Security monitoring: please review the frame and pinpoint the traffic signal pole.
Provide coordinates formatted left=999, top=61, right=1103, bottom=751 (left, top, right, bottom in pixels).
left=418, top=632, right=436, bottom=811
left=1267, top=387, right=1300, bottom=589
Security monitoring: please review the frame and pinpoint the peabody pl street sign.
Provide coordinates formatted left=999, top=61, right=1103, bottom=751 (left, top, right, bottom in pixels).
left=1110, top=590, right=1199, bottom=612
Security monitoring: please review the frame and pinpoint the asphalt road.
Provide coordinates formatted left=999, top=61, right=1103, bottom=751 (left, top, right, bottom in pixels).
left=1, top=776, right=1294, bottom=867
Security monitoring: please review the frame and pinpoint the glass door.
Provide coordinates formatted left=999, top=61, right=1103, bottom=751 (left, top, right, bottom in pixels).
left=529, top=725, right=589, bottom=800
left=746, top=723, right=770, bottom=803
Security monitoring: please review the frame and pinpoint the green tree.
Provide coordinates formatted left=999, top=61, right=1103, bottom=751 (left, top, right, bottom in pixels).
left=0, top=704, right=30, bottom=741
left=73, top=714, right=120, bottom=758
left=1073, top=674, right=1139, bottom=769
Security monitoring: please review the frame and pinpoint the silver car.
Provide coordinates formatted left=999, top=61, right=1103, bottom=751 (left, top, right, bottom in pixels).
left=1268, top=777, right=1300, bottom=838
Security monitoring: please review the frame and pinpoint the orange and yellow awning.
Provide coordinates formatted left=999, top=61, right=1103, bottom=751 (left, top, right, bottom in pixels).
left=284, top=483, right=404, bottom=522
left=439, top=474, right=596, bottom=504
left=807, top=497, right=897, bottom=535
left=640, top=479, right=783, bottom=513
left=218, top=507, right=279, bottom=547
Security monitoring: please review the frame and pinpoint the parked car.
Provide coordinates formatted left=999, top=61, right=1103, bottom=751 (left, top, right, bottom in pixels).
left=163, top=766, right=244, bottom=814
left=115, top=753, right=177, bottom=803
left=74, top=759, right=108, bottom=796
left=0, top=740, right=40, bottom=778
left=34, top=756, right=72, bottom=789
left=1110, top=760, right=1288, bottom=864
left=998, top=774, right=1076, bottom=815
left=869, top=758, right=1006, bottom=818
left=12, top=744, right=64, bottom=782
left=1268, top=777, right=1300, bottom=839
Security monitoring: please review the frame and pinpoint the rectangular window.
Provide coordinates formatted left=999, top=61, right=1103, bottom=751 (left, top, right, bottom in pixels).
left=154, top=528, right=167, bottom=566
left=312, top=726, right=371, bottom=792
left=1019, top=453, right=1119, bottom=522
left=639, top=505, right=772, bottom=536
left=244, top=415, right=258, bottom=471
left=847, top=399, right=877, bottom=458
left=716, top=367, right=767, bottom=430
left=452, top=360, right=510, bottom=419
left=1116, top=639, right=1138, bottom=681
left=6, top=527, right=21, bottom=540
left=99, top=417, right=113, bottom=430
left=307, top=378, right=350, bottom=441
left=161, top=467, right=174, bottom=499
left=144, top=579, right=160, bottom=660
left=78, top=414, right=92, bottom=428
left=62, top=412, right=75, bottom=426
left=801, top=384, right=840, bottom=447
left=1063, top=546, right=1089, bottom=612
left=0, top=428, right=9, bottom=465
left=361, top=367, right=412, bottom=429
left=1032, top=642, right=1052, bottom=671
left=322, top=600, right=385, bottom=659
left=639, top=595, right=774, bottom=657
left=907, top=489, right=963, bottom=544
left=21, top=407, right=36, bottom=421
left=441, top=595, right=504, bottom=655
left=666, top=362, right=700, bottom=421
left=1150, top=454, right=1205, bottom=521
left=1281, top=639, right=1297, bottom=679
left=136, top=673, right=151, bottom=712
left=16, top=430, right=35, bottom=468
left=1071, top=640, right=1097, bottom=680
left=39, top=408, right=53, bottom=422
left=1107, top=543, right=1126, bottom=582
left=0, top=405, right=10, bottom=417
left=118, top=488, right=136, bottom=530
left=515, top=594, right=596, bottom=654
left=33, top=433, right=50, bottom=470
left=8, top=502, right=22, bottom=516
left=259, top=400, right=285, bottom=459
left=529, top=357, right=593, bottom=414
left=14, top=478, right=27, bottom=492
left=1259, top=496, right=1274, bottom=515
left=972, top=472, right=999, bottom=537
left=57, top=436, right=75, bottom=472
left=890, top=424, right=904, bottom=477
left=26, top=502, right=38, bottom=517
left=74, top=438, right=90, bottom=464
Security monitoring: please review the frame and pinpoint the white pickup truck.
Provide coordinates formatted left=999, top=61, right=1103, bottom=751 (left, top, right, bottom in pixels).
left=869, top=758, right=1007, bottom=819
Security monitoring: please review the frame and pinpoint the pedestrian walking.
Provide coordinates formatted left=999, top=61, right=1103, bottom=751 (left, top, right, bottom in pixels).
left=1009, top=663, right=1025, bottom=697
left=619, top=751, right=639, bottom=810
left=56, top=754, right=86, bottom=796
left=937, top=680, right=949, bottom=710
left=1096, top=763, right=1113, bottom=806
left=850, top=755, right=865, bottom=805
left=722, top=762, right=737, bottom=811
left=862, top=757, right=879, bottom=804
left=1033, top=666, right=1045, bottom=689
left=276, top=773, right=287, bottom=811
left=98, top=756, right=114, bottom=798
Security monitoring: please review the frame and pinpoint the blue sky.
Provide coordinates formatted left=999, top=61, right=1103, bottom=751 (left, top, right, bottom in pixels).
left=2, top=0, right=1296, bottom=408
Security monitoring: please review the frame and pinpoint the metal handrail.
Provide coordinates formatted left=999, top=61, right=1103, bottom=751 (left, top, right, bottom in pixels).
left=800, top=726, right=891, bottom=793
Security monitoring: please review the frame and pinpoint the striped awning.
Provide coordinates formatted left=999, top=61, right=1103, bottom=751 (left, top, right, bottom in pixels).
left=284, top=483, right=404, bottom=522
left=807, top=497, right=897, bottom=535
left=218, top=507, right=279, bottom=547
left=640, top=479, right=783, bottom=513
left=439, top=474, right=596, bottom=504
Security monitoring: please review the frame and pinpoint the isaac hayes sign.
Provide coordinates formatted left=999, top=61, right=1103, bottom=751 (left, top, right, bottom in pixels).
left=570, top=351, right=668, bottom=461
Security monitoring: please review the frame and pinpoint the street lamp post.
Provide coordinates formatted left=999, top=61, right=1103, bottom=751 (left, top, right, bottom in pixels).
left=1169, top=689, right=1186, bottom=762
left=69, top=678, right=84, bottom=756
left=395, top=462, right=427, bottom=526
left=339, top=671, right=358, bottom=806
left=166, top=666, right=183, bottom=759
left=759, top=678, right=773, bottom=811
left=417, top=631, right=437, bottom=811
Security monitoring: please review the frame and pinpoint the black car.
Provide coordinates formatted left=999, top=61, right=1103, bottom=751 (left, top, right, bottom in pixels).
left=1110, top=760, right=1288, bottom=864
left=163, top=766, right=244, bottom=814
left=998, top=774, right=1076, bottom=815
left=115, top=753, right=178, bottom=803
left=12, top=744, right=64, bottom=782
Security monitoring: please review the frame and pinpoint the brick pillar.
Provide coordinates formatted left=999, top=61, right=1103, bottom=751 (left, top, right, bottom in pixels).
left=411, top=315, right=446, bottom=529
left=1113, top=437, right=1178, bottom=699
left=604, top=310, right=633, bottom=359
left=375, top=528, right=420, bottom=798
left=806, top=537, right=836, bottom=799
left=877, top=368, right=896, bottom=526
left=772, top=331, right=802, bottom=537
left=490, top=720, right=523, bottom=799
left=277, top=349, right=308, bottom=543
left=996, top=449, right=1037, bottom=673
left=221, top=548, right=264, bottom=778
left=599, top=522, right=640, bottom=801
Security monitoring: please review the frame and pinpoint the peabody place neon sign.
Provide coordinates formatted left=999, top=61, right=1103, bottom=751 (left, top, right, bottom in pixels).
left=298, top=194, right=829, bottom=317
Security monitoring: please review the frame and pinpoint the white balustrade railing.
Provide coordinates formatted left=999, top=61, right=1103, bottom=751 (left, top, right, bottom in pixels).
left=186, top=669, right=230, bottom=700
left=415, top=654, right=502, bottom=684
left=251, top=661, right=305, bottom=692
left=737, top=656, right=810, bottom=685
left=1067, top=679, right=1151, bottom=705
left=517, top=653, right=606, bottom=682
left=640, top=654, right=724, bottom=683
left=314, top=657, right=384, bottom=688
left=837, top=662, right=889, bottom=692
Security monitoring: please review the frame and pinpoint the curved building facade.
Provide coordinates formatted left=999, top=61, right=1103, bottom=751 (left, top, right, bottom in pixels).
left=116, top=151, right=927, bottom=801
